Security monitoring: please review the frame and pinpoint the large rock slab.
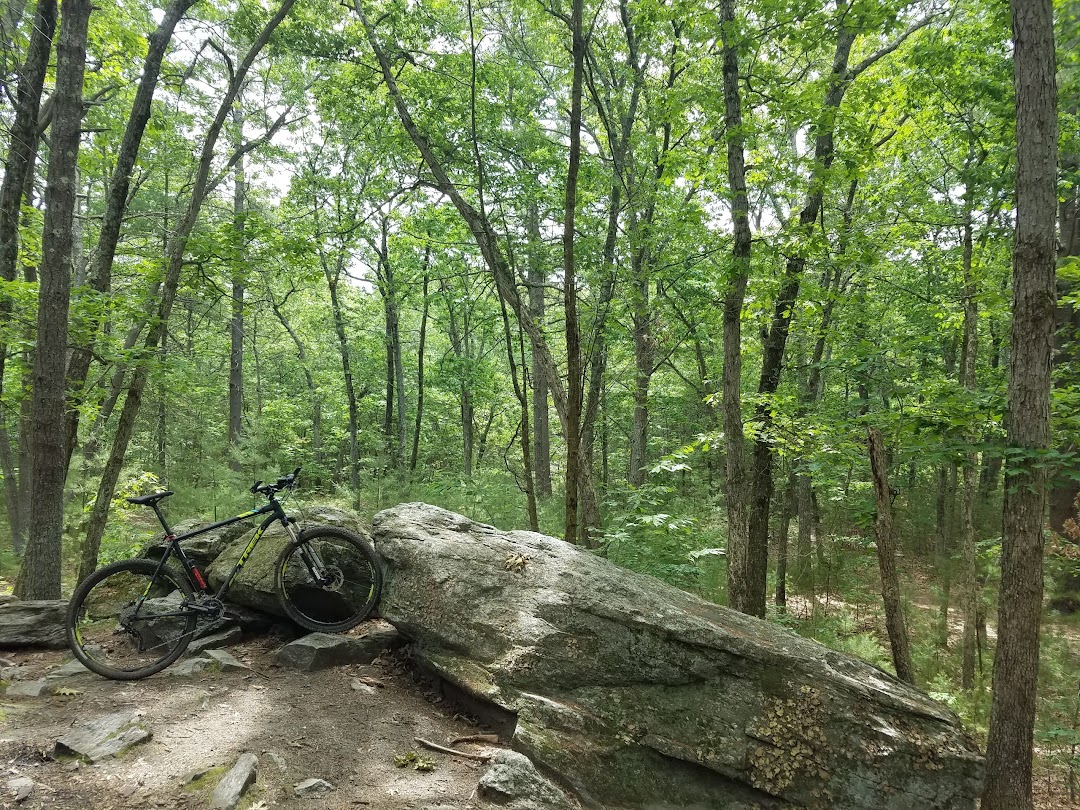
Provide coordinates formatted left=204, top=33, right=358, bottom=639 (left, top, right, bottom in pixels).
left=206, top=505, right=371, bottom=618
left=140, top=517, right=255, bottom=568
left=372, top=503, right=984, bottom=810
left=55, top=711, right=151, bottom=762
left=0, top=600, right=67, bottom=648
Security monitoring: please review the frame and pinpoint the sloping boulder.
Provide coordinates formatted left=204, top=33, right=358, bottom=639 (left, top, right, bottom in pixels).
left=372, top=503, right=984, bottom=810
left=140, top=517, right=256, bottom=568
left=0, top=600, right=67, bottom=648
left=206, top=505, right=370, bottom=618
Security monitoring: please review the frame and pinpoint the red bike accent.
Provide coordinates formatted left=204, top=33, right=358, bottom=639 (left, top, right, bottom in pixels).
left=192, top=568, right=207, bottom=589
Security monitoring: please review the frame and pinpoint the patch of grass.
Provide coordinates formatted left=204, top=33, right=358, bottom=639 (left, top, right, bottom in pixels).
left=183, top=765, right=227, bottom=792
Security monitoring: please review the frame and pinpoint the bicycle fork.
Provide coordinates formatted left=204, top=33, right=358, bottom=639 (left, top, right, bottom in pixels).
left=286, top=522, right=335, bottom=587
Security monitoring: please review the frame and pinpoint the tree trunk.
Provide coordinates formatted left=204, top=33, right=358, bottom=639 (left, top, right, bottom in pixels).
left=959, top=192, right=979, bottom=690
left=627, top=210, right=652, bottom=488
left=983, top=0, right=1057, bottom=805
left=525, top=200, right=551, bottom=496
left=441, top=278, right=475, bottom=477
left=560, top=0, right=586, bottom=545
left=325, top=264, right=362, bottom=496
left=794, top=474, right=816, bottom=595
left=228, top=106, right=246, bottom=469
left=774, top=472, right=795, bottom=608
left=411, top=259, right=430, bottom=473
left=14, top=0, right=91, bottom=599
left=866, top=427, right=915, bottom=685
left=719, top=0, right=753, bottom=615
left=744, top=23, right=857, bottom=619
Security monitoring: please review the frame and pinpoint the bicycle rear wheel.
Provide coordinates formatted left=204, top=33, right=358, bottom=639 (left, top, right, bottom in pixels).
left=276, top=527, right=382, bottom=632
left=66, top=558, right=197, bottom=680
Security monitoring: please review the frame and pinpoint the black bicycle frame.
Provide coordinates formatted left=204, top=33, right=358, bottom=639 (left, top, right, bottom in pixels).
left=144, top=497, right=292, bottom=606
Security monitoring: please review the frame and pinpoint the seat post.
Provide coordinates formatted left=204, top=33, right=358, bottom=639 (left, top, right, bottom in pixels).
left=151, top=503, right=172, bottom=535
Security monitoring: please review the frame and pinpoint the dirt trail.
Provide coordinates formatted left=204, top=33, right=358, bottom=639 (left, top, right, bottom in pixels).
left=1, top=629, right=493, bottom=810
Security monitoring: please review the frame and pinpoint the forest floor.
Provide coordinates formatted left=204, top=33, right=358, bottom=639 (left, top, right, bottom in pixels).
left=0, top=626, right=495, bottom=810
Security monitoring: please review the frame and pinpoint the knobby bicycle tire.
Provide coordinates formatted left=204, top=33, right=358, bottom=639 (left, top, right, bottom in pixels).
left=66, top=558, right=197, bottom=680
left=275, top=526, right=383, bottom=632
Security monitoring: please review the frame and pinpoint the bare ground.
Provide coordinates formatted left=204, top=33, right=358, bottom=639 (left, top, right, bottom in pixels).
left=0, top=625, right=495, bottom=810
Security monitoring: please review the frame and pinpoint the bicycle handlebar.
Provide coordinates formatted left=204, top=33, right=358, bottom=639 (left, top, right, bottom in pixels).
left=250, top=467, right=302, bottom=497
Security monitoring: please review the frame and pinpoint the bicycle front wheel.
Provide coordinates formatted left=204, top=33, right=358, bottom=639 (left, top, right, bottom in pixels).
left=276, top=527, right=383, bottom=632
left=66, top=558, right=197, bottom=680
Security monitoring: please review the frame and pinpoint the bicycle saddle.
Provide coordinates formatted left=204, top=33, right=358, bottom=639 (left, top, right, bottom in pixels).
left=125, top=491, right=174, bottom=506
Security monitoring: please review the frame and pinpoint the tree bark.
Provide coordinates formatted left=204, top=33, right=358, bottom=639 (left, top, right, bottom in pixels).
left=866, top=427, right=915, bottom=685
left=228, top=105, right=246, bottom=469
left=14, top=0, right=91, bottom=599
left=324, top=261, right=362, bottom=495
left=525, top=201, right=551, bottom=497
left=983, top=0, right=1057, bottom=805
left=774, top=472, right=795, bottom=608
left=410, top=257, right=430, bottom=473
left=719, top=0, right=753, bottom=615
left=743, top=22, right=856, bottom=618
left=959, top=183, right=979, bottom=690
left=560, top=0, right=586, bottom=545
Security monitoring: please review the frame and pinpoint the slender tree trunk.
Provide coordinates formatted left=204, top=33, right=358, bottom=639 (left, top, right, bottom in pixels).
left=959, top=193, right=979, bottom=690
left=983, top=0, right=1057, bottom=804
left=325, top=265, right=362, bottom=496
left=525, top=201, right=551, bottom=496
left=794, top=475, right=816, bottom=595
left=627, top=214, right=652, bottom=488
left=744, top=24, right=857, bottom=618
left=228, top=106, right=246, bottom=469
left=867, top=427, right=915, bottom=685
left=442, top=279, right=475, bottom=477
left=15, top=0, right=92, bottom=599
left=560, top=0, right=586, bottom=545
left=775, top=472, right=795, bottom=608
left=719, top=0, right=753, bottom=614
left=410, top=259, right=430, bottom=473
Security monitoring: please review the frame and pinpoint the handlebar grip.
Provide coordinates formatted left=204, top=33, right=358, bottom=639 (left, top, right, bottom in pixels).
left=250, top=480, right=263, bottom=494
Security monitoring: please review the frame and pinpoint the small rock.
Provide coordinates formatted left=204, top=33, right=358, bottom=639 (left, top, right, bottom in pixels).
left=478, top=750, right=579, bottom=810
left=1, top=665, right=31, bottom=681
left=350, top=679, right=378, bottom=695
left=4, top=680, right=51, bottom=698
left=169, top=658, right=216, bottom=678
left=211, top=753, right=258, bottom=810
left=45, top=659, right=94, bottom=679
left=274, top=631, right=399, bottom=672
left=188, top=626, right=243, bottom=655
left=6, top=777, right=34, bottom=803
left=54, top=711, right=152, bottom=763
left=196, top=649, right=250, bottom=672
left=264, top=751, right=287, bottom=773
left=293, top=778, right=334, bottom=798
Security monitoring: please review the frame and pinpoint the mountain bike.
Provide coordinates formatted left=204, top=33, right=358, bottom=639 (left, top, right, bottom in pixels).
left=65, top=468, right=383, bottom=680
